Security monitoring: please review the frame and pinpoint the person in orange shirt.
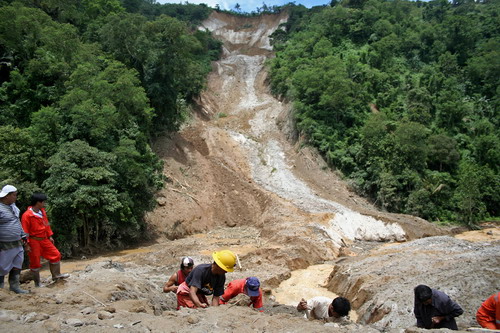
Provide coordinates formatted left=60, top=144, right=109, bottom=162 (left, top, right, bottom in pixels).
left=476, top=292, right=500, bottom=329
left=220, top=277, right=263, bottom=311
left=21, top=193, right=69, bottom=287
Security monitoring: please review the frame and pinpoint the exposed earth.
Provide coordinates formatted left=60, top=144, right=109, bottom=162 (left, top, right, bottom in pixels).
left=1, top=11, right=499, bottom=333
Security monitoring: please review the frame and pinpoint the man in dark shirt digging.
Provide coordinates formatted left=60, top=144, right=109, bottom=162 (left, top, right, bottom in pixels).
left=414, top=284, right=463, bottom=330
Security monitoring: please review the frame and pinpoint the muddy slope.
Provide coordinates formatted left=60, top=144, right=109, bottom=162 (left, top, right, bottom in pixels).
left=148, top=10, right=444, bottom=270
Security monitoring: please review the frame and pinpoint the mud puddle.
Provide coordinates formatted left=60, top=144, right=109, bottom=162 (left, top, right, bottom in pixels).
left=272, top=264, right=359, bottom=322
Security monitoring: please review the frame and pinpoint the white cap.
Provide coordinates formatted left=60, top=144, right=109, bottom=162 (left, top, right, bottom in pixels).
left=0, top=185, right=17, bottom=198
left=181, top=257, right=194, bottom=267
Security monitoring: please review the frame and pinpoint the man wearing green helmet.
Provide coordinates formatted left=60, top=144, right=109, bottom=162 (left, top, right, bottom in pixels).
left=176, top=249, right=236, bottom=309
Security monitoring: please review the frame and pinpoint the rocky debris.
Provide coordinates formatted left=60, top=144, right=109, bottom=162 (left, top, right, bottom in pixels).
left=21, top=312, right=50, bottom=323
left=187, top=314, right=200, bottom=324
left=157, top=196, right=168, bottom=206
left=81, top=307, right=95, bottom=314
left=326, top=236, right=500, bottom=331
left=65, top=318, right=84, bottom=327
left=102, top=260, right=125, bottom=272
left=227, top=293, right=252, bottom=306
left=97, top=310, right=114, bottom=320
left=104, top=306, right=116, bottom=313
left=0, top=309, right=19, bottom=322
left=42, top=320, right=62, bottom=332
left=131, top=306, right=147, bottom=313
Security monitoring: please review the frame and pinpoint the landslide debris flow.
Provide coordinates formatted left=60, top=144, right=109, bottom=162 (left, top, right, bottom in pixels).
left=1, top=12, right=498, bottom=333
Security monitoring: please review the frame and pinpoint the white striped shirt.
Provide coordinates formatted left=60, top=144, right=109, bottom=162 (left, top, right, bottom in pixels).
left=0, top=203, right=26, bottom=242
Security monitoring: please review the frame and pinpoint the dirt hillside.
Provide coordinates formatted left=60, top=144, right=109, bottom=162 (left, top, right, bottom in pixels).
left=1, top=11, right=498, bottom=333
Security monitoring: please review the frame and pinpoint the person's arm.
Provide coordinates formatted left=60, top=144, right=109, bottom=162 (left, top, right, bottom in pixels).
left=297, top=298, right=315, bottom=319
left=252, top=291, right=264, bottom=311
left=163, top=273, right=178, bottom=293
left=20, top=213, right=31, bottom=252
left=414, top=301, right=424, bottom=328
left=442, top=296, right=464, bottom=321
left=220, top=282, right=237, bottom=304
left=43, top=209, right=54, bottom=238
left=21, top=212, right=30, bottom=239
left=297, top=298, right=308, bottom=311
left=189, top=285, right=208, bottom=308
left=211, top=295, right=220, bottom=307
left=476, top=295, right=497, bottom=329
left=431, top=294, right=463, bottom=326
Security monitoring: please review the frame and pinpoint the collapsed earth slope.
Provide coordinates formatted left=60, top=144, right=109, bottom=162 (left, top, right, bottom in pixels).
left=1, top=11, right=498, bottom=333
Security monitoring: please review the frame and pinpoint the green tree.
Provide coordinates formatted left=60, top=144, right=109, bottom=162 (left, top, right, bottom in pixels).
left=44, top=140, right=122, bottom=254
left=391, top=121, right=429, bottom=173
left=58, top=59, right=152, bottom=151
left=81, top=0, right=124, bottom=20
left=0, top=125, right=36, bottom=182
left=427, top=134, right=460, bottom=171
left=453, top=160, right=486, bottom=227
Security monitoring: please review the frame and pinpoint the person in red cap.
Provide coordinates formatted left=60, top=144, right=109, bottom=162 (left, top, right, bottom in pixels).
left=476, top=292, right=500, bottom=329
left=220, top=277, right=263, bottom=311
left=163, top=257, right=195, bottom=293
left=21, top=192, right=69, bottom=287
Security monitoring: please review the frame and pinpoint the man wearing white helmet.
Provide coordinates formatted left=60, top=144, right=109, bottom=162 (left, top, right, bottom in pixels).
left=0, top=185, right=29, bottom=294
left=176, top=249, right=236, bottom=309
left=163, top=256, right=195, bottom=293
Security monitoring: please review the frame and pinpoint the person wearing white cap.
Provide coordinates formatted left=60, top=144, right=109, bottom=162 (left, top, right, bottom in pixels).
left=163, top=256, right=195, bottom=293
left=0, top=185, right=30, bottom=294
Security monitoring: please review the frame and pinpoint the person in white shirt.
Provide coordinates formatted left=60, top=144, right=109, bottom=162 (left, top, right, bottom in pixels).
left=297, top=296, right=351, bottom=322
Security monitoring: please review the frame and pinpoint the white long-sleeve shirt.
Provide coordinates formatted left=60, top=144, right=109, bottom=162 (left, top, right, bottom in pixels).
left=301, top=296, right=350, bottom=323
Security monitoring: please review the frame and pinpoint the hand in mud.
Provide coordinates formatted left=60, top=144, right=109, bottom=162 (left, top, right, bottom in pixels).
left=297, top=298, right=308, bottom=311
left=199, top=303, right=208, bottom=308
left=431, top=316, right=444, bottom=324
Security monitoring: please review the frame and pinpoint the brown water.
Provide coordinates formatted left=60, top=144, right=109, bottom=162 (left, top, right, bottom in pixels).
left=272, top=264, right=359, bottom=321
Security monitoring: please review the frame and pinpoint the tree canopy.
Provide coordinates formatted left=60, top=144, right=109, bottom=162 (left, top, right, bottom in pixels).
left=0, top=0, right=219, bottom=254
left=270, top=0, right=499, bottom=226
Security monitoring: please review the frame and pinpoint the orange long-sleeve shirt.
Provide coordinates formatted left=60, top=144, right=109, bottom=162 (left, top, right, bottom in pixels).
left=476, top=292, right=500, bottom=329
left=220, top=278, right=263, bottom=310
left=21, top=207, right=53, bottom=241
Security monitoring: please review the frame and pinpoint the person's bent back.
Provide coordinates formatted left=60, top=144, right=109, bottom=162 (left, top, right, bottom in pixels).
left=297, top=296, right=351, bottom=321
left=220, top=277, right=263, bottom=310
left=413, top=285, right=463, bottom=330
left=476, top=292, right=500, bottom=329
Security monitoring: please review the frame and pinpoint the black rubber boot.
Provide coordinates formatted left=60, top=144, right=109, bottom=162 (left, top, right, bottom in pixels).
left=49, top=263, right=70, bottom=281
left=8, top=269, right=29, bottom=294
left=0, top=275, right=4, bottom=288
left=32, top=270, right=43, bottom=288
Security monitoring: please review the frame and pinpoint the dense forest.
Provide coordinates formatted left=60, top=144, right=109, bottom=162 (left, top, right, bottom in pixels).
left=0, top=0, right=219, bottom=254
left=270, top=0, right=499, bottom=227
left=1, top=0, right=498, bottom=255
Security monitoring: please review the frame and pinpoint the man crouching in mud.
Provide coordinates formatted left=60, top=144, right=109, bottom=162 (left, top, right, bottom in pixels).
left=176, top=250, right=236, bottom=309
